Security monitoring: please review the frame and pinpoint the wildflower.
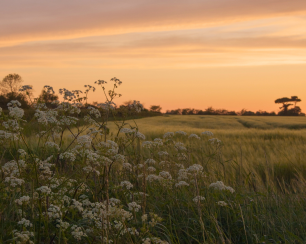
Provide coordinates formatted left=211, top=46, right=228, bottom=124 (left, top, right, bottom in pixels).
left=193, top=196, right=205, bottom=203
left=153, top=138, right=163, bottom=146
left=5, top=177, right=25, bottom=187
left=186, top=164, right=203, bottom=174
left=208, top=138, right=221, bottom=145
left=163, top=132, right=174, bottom=139
left=135, top=131, right=146, bottom=140
left=159, top=171, right=172, bottom=180
left=201, top=131, right=213, bottom=136
left=175, top=130, right=187, bottom=136
left=114, top=154, right=125, bottom=164
left=77, top=135, right=92, bottom=148
left=217, top=201, right=228, bottom=206
left=141, top=214, right=148, bottom=222
left=159, top=161, right=170, bottom=167
left=71, top=225, right=87, bottom=241
left=36, top=186, right=52, bottom=195
left=147, top=166, right=156, bottom=173
left=17, top=149, right=27, bottom=158
left=142, top=141, right=153, bottom=148
left=158, top=151, right=169, bottom=156
left=146, top=174, right=161, bottom=182
left=18, top=218, right=33, bottom=227
left=71, top=199, right=83, bottom=212
left=95, top=79, right=107, bottom=85
left=144, top=158, right=156, bottom=165
left=120, top=128, right=133, bottom=133
left=13, top=230, right=34, bottom=244
left=177, top=169, right=189, bottom=181
left=174, top=142, right=186, bottom=151
left=122, top=163, right=132, bottom=170
left=56, top=220, right=70, bottom=231
left=59, top=152, right=76, bottom=162
left=15, top=196, right=30, bottom=205
left=120, top=181, right=133, bottom=190
left=128, top=202, right=141, bottom=212
left=175, top=181, right=189, bottom=187
left=188, top=134, right=200, bottom=140
left=45, top=141, right=60, bottom=151
left=87, top=106, right=101, bottom=118
left=8, top=106, right=24, bottom=119
left=149, top=212, right=163, bottom=227
left=209, top=181, right=235, bottom=193
left=177, top=153, right=187, bottom=161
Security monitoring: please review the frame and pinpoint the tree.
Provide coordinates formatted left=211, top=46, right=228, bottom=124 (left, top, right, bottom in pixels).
left=37, top=89, right=59, bottom=108
left=275, top=96, right=302, bottom=115
left=150, top=105, right=162, bottom=113
left=1, top=73, right=23, bottom=94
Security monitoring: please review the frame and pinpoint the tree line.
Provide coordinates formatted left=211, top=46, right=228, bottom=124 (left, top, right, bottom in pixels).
left=0, top=73, right=304, bottom=116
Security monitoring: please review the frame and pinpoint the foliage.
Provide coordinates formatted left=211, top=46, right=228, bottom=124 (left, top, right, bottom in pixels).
left=275, top=96, right=302, bottom=115
left=1, top=73, right=23, bottom=94
left=149, top=105, right=162, bottom=113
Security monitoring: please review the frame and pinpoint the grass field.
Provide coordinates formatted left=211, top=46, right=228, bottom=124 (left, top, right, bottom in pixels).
left=2, top=105, right=306, bottom=243
left=107, top=115, right=306, bottom=182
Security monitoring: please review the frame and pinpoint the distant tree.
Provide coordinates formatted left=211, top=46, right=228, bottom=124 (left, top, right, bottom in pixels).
left=275, top=96, right=302, bottom=115
left=122, top=100, right=133, bottom=106
left=150, top=105, right=162, bottom=113
left=1, top=73, right=23, bottom=94
left=37, top=89, right=59, bottom=108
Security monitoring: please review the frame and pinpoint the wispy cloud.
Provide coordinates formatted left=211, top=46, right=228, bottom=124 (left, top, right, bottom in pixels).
left=1, top=0, right=306, bottom=45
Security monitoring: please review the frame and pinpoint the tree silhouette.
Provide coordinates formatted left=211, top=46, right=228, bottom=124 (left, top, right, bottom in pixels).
left=150, top=105, right=162, bottom=113
left=37, top=89, right=59, bottom=108
left=275, top=96, right=302, bottom=115
left=0, top=73, right=23, bottom=94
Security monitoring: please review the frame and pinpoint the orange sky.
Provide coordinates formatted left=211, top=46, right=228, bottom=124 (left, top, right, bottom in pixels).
left=1, top=0, right=306, bottom=112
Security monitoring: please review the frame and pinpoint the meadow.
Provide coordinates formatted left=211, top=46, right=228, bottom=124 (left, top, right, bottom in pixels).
left=1, top=81, right=306, bottom=244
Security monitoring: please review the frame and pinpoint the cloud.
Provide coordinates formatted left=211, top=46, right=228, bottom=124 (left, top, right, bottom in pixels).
left=1, top=0, right=306, bottom=45
left=1, top=15, right=306, bottom=68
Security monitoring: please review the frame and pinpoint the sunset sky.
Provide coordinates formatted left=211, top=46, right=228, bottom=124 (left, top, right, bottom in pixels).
left=1, top=0, right=306, bottom=112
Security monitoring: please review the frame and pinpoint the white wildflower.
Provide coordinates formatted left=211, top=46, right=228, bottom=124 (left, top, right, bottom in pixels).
left=189, top=134, right=200, bottom=140
left=159, top=171, right=172, bottom=180
left=163, top=132, right=174, bottom=139
left=175, top=181, right=189, bottom=187
left=120, top=181, right=133, bottom=190
left=201, top=131, right=213, bottom=136
left=217, top=201, right=228, bottom=206
left=144, top=158, right=156, bottom=165
left=128, top=202, right=141, bottom=212
left=193, top=196, right=205, bottom=203
left=15, top=196, right=30, bottom=205
left=71, top=225, right=87, bottom=241
left=208, top=138, right=222, bottom=145
left=18, top=218, right=33, bottom=227
left=45, top=141, right=60, bottom=151
left=209, top=181, right=235, bottom=193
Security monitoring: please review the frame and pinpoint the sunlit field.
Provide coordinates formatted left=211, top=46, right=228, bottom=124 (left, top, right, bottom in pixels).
left=1, top=82, right=306, bottom=243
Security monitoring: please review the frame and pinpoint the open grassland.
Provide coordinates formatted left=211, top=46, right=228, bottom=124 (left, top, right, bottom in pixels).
left=106, top=115, right=306, bottom=182
left=2, top=108, right=306, bottom=243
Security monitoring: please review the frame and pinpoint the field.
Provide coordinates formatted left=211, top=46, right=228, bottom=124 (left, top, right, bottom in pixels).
left=1, top=97, right=306, bottom=243
left=107, top=115, right=306, bottom=182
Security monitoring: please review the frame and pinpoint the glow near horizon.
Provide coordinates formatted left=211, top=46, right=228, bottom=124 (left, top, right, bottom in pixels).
left=0, top=0, right=306, bottom=112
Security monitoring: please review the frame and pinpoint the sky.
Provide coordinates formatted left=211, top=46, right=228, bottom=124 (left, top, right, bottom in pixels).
left=1, top=0, right=306, bottom=112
